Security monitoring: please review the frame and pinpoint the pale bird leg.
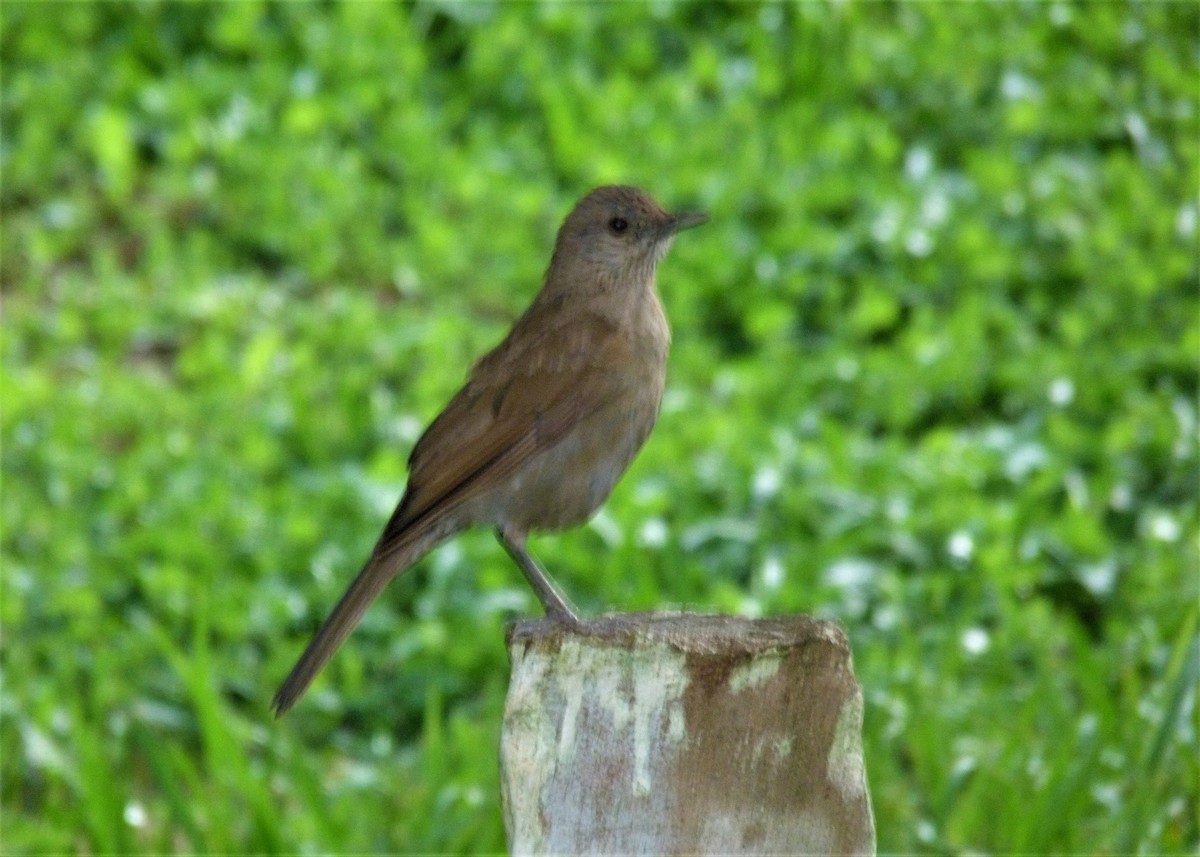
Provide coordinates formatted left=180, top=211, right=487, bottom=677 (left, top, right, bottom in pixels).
left=496, top=526, right=583, bottom=627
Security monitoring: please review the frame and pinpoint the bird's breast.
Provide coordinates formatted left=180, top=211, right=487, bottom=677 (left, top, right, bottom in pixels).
left=501, top=309, right=668, bottom=530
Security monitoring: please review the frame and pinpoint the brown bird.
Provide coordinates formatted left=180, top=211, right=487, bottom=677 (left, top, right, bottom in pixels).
left=272, top=186, right=707, bottom=715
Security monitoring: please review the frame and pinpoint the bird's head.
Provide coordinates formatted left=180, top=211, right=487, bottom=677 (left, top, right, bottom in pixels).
left=549, top=185, right=708, bottom=287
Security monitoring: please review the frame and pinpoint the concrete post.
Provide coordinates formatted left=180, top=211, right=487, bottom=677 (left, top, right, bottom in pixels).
left=500, top=612, right=875, bottom=855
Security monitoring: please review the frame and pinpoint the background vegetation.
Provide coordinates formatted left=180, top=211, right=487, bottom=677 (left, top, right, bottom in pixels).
left=2, top=2, right=1197, bottom=853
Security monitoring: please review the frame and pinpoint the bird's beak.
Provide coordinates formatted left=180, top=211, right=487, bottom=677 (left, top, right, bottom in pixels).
left=670, top=211, right=710, bottom=233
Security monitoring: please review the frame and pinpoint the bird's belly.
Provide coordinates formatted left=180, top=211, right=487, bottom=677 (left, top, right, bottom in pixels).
left=492, top=397, right=658, bottom=531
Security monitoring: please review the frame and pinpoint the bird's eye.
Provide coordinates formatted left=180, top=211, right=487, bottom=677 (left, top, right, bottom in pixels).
left=608, top=217, right=629, bottom=234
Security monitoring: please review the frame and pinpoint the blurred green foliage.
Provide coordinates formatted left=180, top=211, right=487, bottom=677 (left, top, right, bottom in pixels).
left=2, top=1, right=1197, bottom=853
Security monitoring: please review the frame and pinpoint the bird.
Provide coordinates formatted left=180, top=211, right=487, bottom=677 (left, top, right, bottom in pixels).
left=272, top=185, right=708, bottom=715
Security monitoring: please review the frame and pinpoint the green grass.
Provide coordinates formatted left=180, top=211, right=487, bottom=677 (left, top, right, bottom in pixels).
left=2, top=2, right=1197, bottom=853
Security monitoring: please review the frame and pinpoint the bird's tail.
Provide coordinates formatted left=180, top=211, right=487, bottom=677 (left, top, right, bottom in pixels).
left=272, top=516, right=452, bottom=716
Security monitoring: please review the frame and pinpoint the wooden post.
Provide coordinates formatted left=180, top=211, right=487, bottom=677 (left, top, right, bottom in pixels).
left=500, top=613, right=875, bottom=855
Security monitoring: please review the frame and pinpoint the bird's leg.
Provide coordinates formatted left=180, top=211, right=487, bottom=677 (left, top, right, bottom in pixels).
left=496, top=527, right=583, bottom=627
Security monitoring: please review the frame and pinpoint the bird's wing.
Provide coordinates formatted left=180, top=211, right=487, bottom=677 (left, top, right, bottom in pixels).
left=378, top=309, right=634, bottom=541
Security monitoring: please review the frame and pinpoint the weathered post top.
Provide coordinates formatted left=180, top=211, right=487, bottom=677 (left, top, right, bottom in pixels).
left=501, top=612, right=875, bottom=855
